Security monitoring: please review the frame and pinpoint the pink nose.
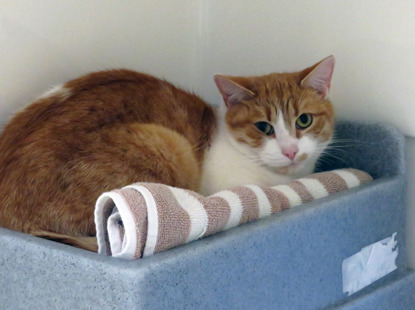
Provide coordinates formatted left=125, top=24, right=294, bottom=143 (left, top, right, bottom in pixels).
left=282, top=145, right=298, bottom=160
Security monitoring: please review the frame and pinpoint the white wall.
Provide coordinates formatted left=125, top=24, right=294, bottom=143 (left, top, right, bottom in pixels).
left=1, top=1, right=415, bottom=266
left=0, top=0, right=200, bottom=122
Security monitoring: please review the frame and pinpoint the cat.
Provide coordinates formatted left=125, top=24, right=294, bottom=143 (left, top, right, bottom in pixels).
left=0, top=56, right=335, bottom=252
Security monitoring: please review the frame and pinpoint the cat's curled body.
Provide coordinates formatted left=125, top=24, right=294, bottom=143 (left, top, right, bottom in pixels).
left=0, top=56, right=335, bottom=251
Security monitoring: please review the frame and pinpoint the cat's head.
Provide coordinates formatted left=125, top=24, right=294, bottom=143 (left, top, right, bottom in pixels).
left=214, top=56, right=335, bottom=175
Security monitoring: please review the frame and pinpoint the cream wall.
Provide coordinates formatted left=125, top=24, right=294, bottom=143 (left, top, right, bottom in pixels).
left=1, top=1, right=415, bottom=266
left=0, top=0, right=200, bottom=122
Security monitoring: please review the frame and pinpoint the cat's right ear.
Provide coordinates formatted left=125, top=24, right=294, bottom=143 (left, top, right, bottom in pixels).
left=300, top=55, right=335, bottom=98
left=214, top=75, right=256, bottom=108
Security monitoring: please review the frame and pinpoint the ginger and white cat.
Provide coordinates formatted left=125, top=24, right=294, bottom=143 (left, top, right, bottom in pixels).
left=0, top=56, right=335, bottom=251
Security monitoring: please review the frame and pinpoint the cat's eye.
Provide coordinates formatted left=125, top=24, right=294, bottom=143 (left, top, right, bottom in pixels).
left=255, top=122, right=274, bottom=136
left=296, top=113, right=313, bottom=129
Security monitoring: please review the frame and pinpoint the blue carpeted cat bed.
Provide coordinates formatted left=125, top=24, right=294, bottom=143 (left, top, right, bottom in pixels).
left=0, top=120, right=412, bottom=309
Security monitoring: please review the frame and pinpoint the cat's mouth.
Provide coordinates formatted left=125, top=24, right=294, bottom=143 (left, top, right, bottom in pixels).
left=265, top=160, right=305, bottom=175
left=268, top=154, right=308, bottom=167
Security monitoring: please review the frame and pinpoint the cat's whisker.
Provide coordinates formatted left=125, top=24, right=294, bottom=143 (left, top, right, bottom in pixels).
left=329, top=137, right=369, bottom=148
left=327, top=143, right=359, bottom=149
left=317, top=150, right=352, bottom=167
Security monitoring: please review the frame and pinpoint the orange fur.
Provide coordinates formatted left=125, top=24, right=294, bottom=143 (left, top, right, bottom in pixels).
left=224, top=66, right=334, bottom=151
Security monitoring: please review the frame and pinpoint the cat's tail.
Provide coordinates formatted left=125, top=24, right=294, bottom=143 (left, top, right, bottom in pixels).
left=30, top=230, right=98, bottom=252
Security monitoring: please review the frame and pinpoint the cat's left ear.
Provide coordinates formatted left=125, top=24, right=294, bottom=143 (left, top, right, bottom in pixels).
left=300, top=55, right=335, bottom=98
left=214, top=75, right=256, bottom=108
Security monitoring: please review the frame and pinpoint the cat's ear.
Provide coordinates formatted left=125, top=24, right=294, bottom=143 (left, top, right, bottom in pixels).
left=300, top=55, right=335, bottom=98
left=214, top=75, right=256, bottom=108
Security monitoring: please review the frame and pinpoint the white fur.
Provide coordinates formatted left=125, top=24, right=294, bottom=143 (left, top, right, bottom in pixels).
left=200, top=128, right=295, bottom=195
left=259, top=113, right=296, bottom=168
left=36, top=84, right=71, bottom=101
left=200, top=106, right=321, bottom=195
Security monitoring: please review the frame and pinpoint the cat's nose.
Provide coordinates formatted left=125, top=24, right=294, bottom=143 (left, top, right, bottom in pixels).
left=282, top=145, right=298, bottom=160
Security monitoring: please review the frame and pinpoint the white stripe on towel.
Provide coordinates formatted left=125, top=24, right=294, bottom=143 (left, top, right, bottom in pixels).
left=124, top=185, right=159, bottom=257
left=212, top=190, right=243, bottom=230
left=168, top=186, right=209, bottom=242
left=107, top=211, right=123, bottom=256
left=332, top=170, right=360, bottom=188
left=271, top=185, right=302, bottom=207
left=245, top=185, right=272, bottom=218
left=94, top=196, right=108, bottom=255
left=95, top=191, right=137, bottom=259
left=297, top=178, right=329, bottom=199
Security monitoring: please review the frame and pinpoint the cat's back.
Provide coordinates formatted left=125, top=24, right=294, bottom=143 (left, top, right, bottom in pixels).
left=0, top=69, right=216, bottom=234
left=0, top=69, right=216, bottom=163
left=2, top=70, right=212, bottom=143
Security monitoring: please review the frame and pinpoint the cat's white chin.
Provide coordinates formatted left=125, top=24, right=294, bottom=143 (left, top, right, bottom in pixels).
left=263, top=160, right=313, bottom=176
left=200, top=130, right=318, bottom=195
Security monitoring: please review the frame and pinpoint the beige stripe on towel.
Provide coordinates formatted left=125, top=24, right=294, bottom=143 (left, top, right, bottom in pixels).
left=147, top=184, right=191, bottom=255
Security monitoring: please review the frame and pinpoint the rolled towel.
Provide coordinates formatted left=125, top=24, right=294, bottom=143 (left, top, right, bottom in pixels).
left=94, top=168, right=372, bottom=259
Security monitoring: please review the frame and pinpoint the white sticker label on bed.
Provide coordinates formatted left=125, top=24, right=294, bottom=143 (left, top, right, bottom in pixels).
left=342, top=232, right=398, bottom=296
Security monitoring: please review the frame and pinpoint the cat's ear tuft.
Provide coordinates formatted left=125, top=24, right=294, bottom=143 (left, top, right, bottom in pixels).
left=214, top=75, right=256, bottom=108
left=300, top=55, right=335, bottom=98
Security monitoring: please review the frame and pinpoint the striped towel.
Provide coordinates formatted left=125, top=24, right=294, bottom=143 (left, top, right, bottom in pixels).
left=94, top=168, right=372, bottom=259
